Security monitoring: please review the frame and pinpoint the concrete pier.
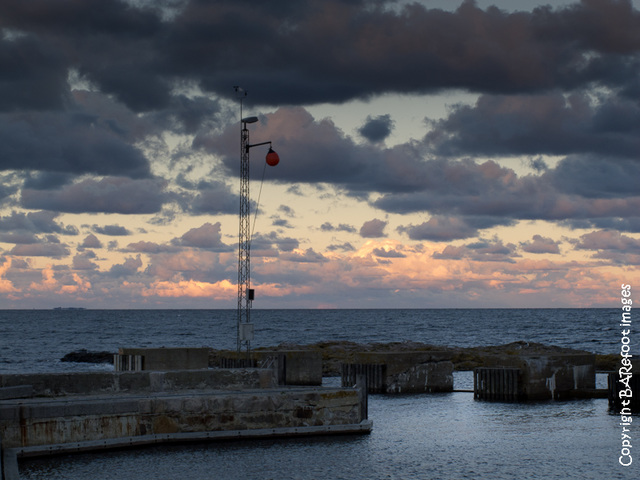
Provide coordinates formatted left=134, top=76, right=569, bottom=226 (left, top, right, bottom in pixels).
left=0, top=369, right=370, bottom=480
left=341, top=352, right=454, bottom=393
left=474, top=353, right=596, bottom=401
left=219, top=350, right=323, bottom=386
left=116, top=347, right=210, bottom=371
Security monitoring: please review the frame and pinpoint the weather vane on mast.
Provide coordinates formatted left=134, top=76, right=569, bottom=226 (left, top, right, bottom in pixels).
left=233, top=86, right=279, bottom=355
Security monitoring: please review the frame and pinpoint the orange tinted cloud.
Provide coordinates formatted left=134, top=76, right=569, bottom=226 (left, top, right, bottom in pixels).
left=0, top=258, right=18, bottom=293
left=142, top=279, right=235, bottom=299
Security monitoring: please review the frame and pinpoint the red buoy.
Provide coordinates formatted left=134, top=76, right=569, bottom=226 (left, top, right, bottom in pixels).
left=266, top=147, right=279, bottom=167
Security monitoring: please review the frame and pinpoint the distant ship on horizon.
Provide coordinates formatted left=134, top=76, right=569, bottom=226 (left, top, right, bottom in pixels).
left=53, top=307, right=86, bottom=310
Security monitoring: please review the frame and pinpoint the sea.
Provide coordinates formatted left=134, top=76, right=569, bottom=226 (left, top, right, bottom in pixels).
left=0, top=308, right=636, bottom=479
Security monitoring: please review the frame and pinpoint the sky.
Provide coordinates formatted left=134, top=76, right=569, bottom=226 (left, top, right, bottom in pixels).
left=1, top=0, right=639, bottom=309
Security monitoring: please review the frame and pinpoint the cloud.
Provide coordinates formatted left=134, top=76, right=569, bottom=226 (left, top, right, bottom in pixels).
left=81, top=234, right=102, bottom=249
left=72, top=252, right=98, bottom=270
left=574, top=229, right=640, bottom=252
left=360, top=219, right=387, bottom=238
left=433, top=237, right=519, bottom=262
left=20, top=177, right=169, bottom=214
left=0, top=257, right=18, bottom=293
left=372, top=247, right=406, bottom=258
left=359, top=114, right=394, bottom=143
left=142, top=279, right=235, bottom=299
left=0, top=0, right=638, bottom=113
left=327, top=242, right=356, bottom=252
left=398, top=216, right=479, bottom=241
left=92, top=225, right=131, bottom=236
left=0, top=211, right=78, bottom=235
left=124, top=241, right=176, bottom=254
left=0, top=112, right=151, bottom=178
left=280, top=248, right=328, bottom=263
left=108, top=255, right=143, bottom=278
left=188, top=180, right=238, bottom=215
left=425, top=92, right=640, bottom=159
left=251, top=231, right=300, bottom=254
left=172, top=222, right=229, bottom=251
left=572, top=229, right=640, bottom=265
left=520, top=235, right=561, bottom=254
left=169, top=0, right=640, bottom=104
left=204, top=107, right=375, bottom=187
left=10, top=242, right=70, bottom=258
left=320, top=222, right=357, bottom=233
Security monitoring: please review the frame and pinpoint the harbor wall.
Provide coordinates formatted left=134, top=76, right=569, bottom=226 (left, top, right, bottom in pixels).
left=0, top=369, right=275, bottom=398
left=0, top=387, right=366, bottom=450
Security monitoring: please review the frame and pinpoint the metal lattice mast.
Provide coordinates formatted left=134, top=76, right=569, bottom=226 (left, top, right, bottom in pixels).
left=237, top=119, right=251, bottom=353
left=233, top=86, right=278, bottom=355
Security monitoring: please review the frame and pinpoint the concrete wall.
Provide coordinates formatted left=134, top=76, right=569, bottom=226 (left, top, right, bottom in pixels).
left=260, top=351, right=323, bottom=386
left=0, top=369, right=275, bottom=398
left=477, top=353, right=596, bottom=400
left=118, top=347, right=210, bottom=371
left=342, top=352, right=454, bottom=393
left=0, top=387, right=365, bottom=450
left=219, top=351, right=323, bottom=386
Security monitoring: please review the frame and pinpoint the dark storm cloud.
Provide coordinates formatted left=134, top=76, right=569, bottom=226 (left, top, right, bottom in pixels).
left=359, top=115, right=394, bottom=143
left=562, top=217, right=640, bottom=232
left=20, top=177, right=168, bottom=214
left=0, top=34, right=69, bottom=111
left=544, top=155, right=640, bottom=198
left=166, top=0, right=640, bottom=105
left=1, top=0, right=638, bottom=113
left=0, top=112, right=151, bottom=178
left=22, top=172, right=74, bottom=190
left=425, top=92, right=640, bottom=159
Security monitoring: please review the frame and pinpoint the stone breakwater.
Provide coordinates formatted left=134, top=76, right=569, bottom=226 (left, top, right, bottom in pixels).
left=63, top=341, right=618, bottom=374
left=210, top=341, right=616, bottom=375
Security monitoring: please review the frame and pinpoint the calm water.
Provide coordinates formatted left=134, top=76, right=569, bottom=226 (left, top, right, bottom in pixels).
left=1, top=309, right=636, bottom=479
